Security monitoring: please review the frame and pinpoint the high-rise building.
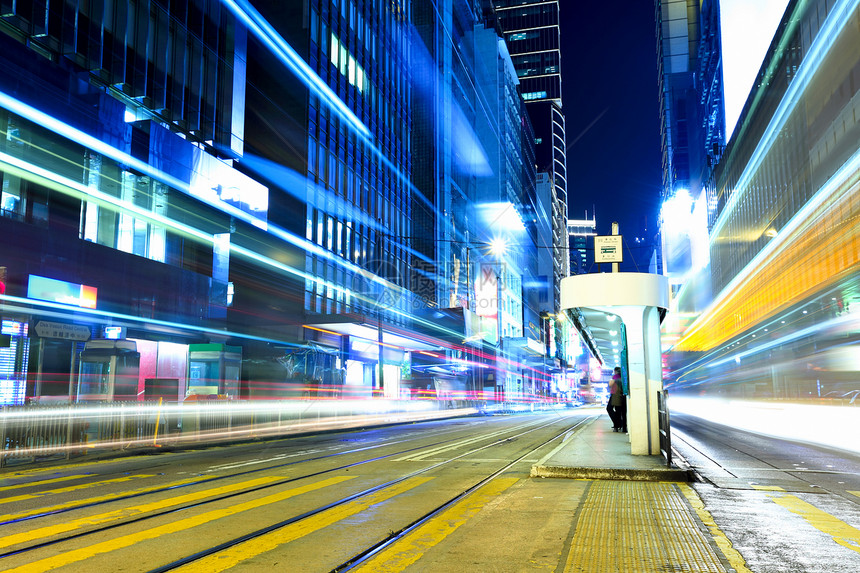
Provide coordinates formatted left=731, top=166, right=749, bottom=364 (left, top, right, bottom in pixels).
left=491, top=0, right=568, bottom=276
left=568, top=216, right=597, bottom=276
left=0, top=0, right=554, bottom=407
left=665, top=0, right=860, bottom=402
left=491, top=0, right=570, bottom=377
left=655, top=0, right=725, bottom=287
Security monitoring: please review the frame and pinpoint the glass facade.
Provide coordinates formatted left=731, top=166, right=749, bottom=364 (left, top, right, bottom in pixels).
left=0, top=0, right=564, bottom=408
left=666, top=0, right=860, bottom=405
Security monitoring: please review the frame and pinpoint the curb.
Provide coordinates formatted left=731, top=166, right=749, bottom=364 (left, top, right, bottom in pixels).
left=530, top=464, right=693, bottom=482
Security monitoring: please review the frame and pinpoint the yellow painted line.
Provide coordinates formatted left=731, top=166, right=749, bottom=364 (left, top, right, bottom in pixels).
left=848, top=491, right=860, bottom=499
left=5, top=475, right=354, bottom=573
left=679, top=483, right=752, bottom=573
left=752, top=485, right=786, bottom=491
left=0, top=457, right=145, bottom=476
left=0, top=475, right=154, bottom=506
left=352, top=477, right=519, bottom=573
left=0, top=476, right=282, bottom=550
left=0, top=475, right=218, bottom=522
left=176, top=476, right=434, bottom=573
left=768, top=493, right=860, bottom=555
left=0, top=474, right=90, bottom=492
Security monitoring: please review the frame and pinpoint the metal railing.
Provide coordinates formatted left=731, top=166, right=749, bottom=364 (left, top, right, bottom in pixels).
left=3, top=398, right=563, bottom=467
left=657, top=390, right=672, bottom=467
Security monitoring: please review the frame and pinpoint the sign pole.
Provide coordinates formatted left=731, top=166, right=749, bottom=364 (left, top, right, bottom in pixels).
left=611, top=222, right=619, bottom=273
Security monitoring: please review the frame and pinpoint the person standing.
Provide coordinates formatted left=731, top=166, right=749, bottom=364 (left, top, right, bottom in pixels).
left=607, top=367, right=627, bottom=432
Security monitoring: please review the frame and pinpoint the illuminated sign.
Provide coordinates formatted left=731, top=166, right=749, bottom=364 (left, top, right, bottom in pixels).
left=27, top=275, right=97, bottom=309
left=474, top=265, right=498, bottom=318
left=104, top=326, right=126, bottom=340
left=594, top=235, right=623, bottom=264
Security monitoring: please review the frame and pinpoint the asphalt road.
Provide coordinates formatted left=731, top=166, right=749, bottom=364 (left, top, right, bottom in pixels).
left=0, top=411, right=594, bottom=572
left=672, top=412, right=860, bottom=573
left=3, top=409, right=858, bottom=572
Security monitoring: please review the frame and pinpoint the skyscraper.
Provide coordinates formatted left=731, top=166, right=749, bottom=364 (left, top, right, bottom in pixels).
left=491, top=0, right=568, bottom=276
left=656, top=0, right=725, bottom=283
left=491, top=0, right=569, bottom=369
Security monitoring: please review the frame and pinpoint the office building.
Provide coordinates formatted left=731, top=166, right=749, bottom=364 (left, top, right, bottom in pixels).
left=666, top=0, right=860, bottom=402
left=568, top=216, right=597, bottom=275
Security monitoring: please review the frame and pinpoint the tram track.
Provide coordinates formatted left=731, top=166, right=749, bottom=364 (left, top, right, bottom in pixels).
left=0, top=430, right=457, bottom=527
left=146, top=415, right=592, bottom=573
left=671, top=415, right=847, bottom=493
left=0, top=415, right=575, bottom=565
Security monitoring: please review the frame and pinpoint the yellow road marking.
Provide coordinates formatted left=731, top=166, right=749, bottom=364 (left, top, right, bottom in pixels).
left=0, top=476, right=282, bottom=550
left=352, top=477, right=519, bottom=573
left=0, top=475, right=154, bottom=505
left=0, top=475, right=217, bottom=522
left=768, top=493, right=860, bottom=555
left=5, top=476, right=354, bottom=573
left=0, top=474, right=91, bottom=492
left=176, top=476, right=434, bottom=572
left=848, top=491, right=860, bottom=499
left=752, top=485, right=786, bottom=491
left=679, top=483, right=753, bottom=573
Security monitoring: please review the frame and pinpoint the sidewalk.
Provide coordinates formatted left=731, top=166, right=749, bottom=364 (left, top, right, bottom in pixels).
left=531, top=409, right=692, bottom=481
left=521, top=410, right=740, bottom=572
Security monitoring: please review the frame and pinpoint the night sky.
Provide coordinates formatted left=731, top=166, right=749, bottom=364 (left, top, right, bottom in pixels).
left=561, top=3, right=663, bottom=271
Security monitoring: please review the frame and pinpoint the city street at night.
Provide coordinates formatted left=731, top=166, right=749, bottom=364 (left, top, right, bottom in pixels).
left=2, top=0, right=859, bottom=571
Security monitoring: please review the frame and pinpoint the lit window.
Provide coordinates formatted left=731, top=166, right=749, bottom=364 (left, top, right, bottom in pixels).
left=331, top=35, right=339, bottom=66
left=523, top=91, right=547, bottom=101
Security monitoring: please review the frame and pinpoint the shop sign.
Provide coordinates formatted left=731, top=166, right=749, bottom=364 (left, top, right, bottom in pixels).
left=34, top=321, right=91, bottom=341
left=27, top=275, right=97, bottom=309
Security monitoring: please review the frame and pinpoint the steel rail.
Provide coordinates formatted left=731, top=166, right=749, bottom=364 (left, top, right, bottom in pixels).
left=146, top=415, right=590, bottom=573
left=0, top=416, right=555, bottom=560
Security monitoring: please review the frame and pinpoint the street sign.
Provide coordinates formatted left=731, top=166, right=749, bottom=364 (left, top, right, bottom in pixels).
left=594, top=235, right=623, bottom=263
left=34, top=321, right=92, bottom=341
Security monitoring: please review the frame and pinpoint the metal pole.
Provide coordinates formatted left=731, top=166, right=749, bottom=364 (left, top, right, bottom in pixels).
left=377, top=317, right=384, bottom=397
left=611, top=222, right=619, bottom=273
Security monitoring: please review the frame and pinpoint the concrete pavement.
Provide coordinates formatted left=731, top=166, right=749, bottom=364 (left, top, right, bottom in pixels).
left=531, top=408, right=692, bottom=481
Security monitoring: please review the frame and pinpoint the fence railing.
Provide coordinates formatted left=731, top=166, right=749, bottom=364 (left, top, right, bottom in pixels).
left=657, top=390, right=672, bottom=467
left=1, top=399, right=564, bottom=467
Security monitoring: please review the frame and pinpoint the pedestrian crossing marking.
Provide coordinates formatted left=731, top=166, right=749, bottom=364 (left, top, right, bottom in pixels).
left=3, top=475, right=354, bottom=573
left=0, top=476, right=283, bottom=551
left=751, top=485, right=786, bottom=491
left=0, top=476, right=218, bottom=523
left=0, top=475, right=154, bottom=506
left=0, top=474, right=91, bottom=492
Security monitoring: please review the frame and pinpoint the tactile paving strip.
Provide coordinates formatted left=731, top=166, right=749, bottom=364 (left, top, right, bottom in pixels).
left=564, top=481, right=727, bottom=572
